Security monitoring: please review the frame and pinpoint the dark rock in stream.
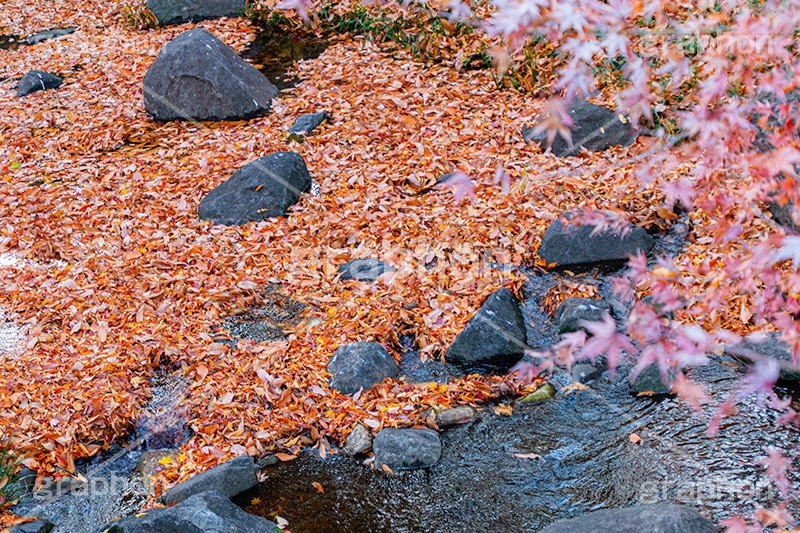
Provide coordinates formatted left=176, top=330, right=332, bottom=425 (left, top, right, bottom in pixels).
left=553, top=297, right=612, bottom=334
left=523, top=98, right=638, bottom=157
left=727, top=332, right=800, bottom=382
left=136, top=449, right=179, bottom=494
left=630, top=364, right=673, bottom=396
left=143, top=28, right=277, bottom=121
left=571, top=363, right=602, bottom=383
left=445, top=288, right=527, bottom=369
left=9, top=520, right=54, bottom=533
left=100, top=490, right=280, bottom=533
left=158, top=455, right=258, bottom=506
left=373, top=428, right=442, bottom=470
left=198, top=151, right=311, bottom=225
left=17, top=70, right=62, bottom=97
left=338, top=258, right=394, bottom=282
left=327, top=341, right=399, bottom=395
left=538, top=211, right=654, bottom=268
left=434, top=406, right=475, bottom=427
left=289, top=112, right=332, bottom=136
left=538, top=503, right=718, bottom=533
left=146, top=0, right=247, bottom=25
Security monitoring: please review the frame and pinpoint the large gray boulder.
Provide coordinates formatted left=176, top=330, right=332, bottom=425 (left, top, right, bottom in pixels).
left=538, top=211, right=654, bottom=268
left=17, top=70, right=62, bottom=97
left=327, top=342, right=399, bottom=395
left=198, top=152, right=311, bottom=225
left=142, top=28, right=277, bottom=121
left=524, top=98, right=638, bottom=156
left=157, top=455, right=258, bottom=506
left=373, top=428, right=442, bottom=470
left=146, top=0, right=247, bottom=25
left=99, top=490, right=279, bottom=533
left=445, top=288, right=527, bottom=368
left=538, top=503, right=718, bottom=533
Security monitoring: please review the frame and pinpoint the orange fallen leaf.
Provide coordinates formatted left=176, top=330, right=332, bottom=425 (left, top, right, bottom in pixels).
left=312, top=481, right=324, bottom=493
left=629, top=433, right=641, bottom=444
left=275, top=453, right=297, bottom=462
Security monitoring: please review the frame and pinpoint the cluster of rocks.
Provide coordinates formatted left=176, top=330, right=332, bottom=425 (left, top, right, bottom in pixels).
left=13, top=27, right=75, bottom=98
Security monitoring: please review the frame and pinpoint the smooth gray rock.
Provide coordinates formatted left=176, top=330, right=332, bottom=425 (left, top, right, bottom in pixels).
left=157, top=455, right=258, bottom=506
left=198, top=152, right=311, bottom=225
left=289, top=112, right=331, bottom=135
left=100, top=490, right=279, bottom=533
left=142, top=28, right=277, bottom=121
left=727, top=333, right=800, bottom=382
left=338, top=258, right=394, bottom=282
left=554, top=297, right=612, bottom=333
left=434, top=406, right=475, bottom=427
left=9, top=520, right=54, bottom=533
left=146, top=0, right=247, bottom=25
left=572, top=363, right=602, bottom=383
left=630, top=364, right=672, bottom=396
left=373, top=428, right=441, bottom=470
left=17, top=70, right=62, bottom=97
left=327, top=342, right=399, bottom=395
left=445, top=288, right=527, bottom=368
left=23, top=27, right=75, bottom=46
left=538, top=503, right=718, bottom=533
left=524, top=98, right=638, bottom=156
left=538, top=211, right=654, bottom=268
left=343, top=424, right=373, bottom=454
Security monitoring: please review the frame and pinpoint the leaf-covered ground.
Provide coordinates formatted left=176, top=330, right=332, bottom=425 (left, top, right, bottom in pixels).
left=0, top=0, right=769, bottom=502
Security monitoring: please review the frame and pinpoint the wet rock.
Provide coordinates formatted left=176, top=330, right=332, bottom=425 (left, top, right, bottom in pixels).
left=338, top=258, right=394, bottom=282
left=289, top=112, right=331, bottom=136
left=142, top=28, right=277, bottom=121
left=373, top=428, right=441, bottom=470
left=8, top=520, right=54, bottom=533
left=521, top=382, right=556, bottom=402
left=435, top=406, right=475, bottom=427
left=445, top=288, right=527, bottom=369
left=23, top=27, right=76, bottom=46
left=136, top=449, right=179, bottom=494
left=158, top=455, right=258, bottom=506
left=630, top=364, right=672, bottom=396
left=343, top=424, right=373, bottom=454
left=17, top=70, right=62, bottom=97
left=572, top=363, right=602, bottom=383
left=554, top=297, right=612, bottom=334
left=327, top=342, right=399, bottom=395
left=13, top=466, right=38, bottom=495
left=100, top=490, right=279, bottom=533
left=198, top=152, right=311, bottom=225
left=146, top=0, right=247, bottom=25
left=727, top=333, right=800, bottom=382
left=538, top=211, right=654, bottom=268
left=523, top=98, right=638, bottom=157
left=538, top=503, right=718, bottom=533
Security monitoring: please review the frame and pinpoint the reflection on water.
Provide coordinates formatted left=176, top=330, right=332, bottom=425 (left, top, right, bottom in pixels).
left=242, top=27, right=329, bottom=91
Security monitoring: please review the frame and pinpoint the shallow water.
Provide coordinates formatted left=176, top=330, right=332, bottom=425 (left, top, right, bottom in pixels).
left=246, top=223, right=800, bottom=531
left=241, top=26, right=329, bottom=91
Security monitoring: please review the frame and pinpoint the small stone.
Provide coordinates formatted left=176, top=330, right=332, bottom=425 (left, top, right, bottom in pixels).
left=338, top=258, right=394, bottom=282
left=23, top=27, right=76, bottom=46
left=135, top=449, right=179, bottom=494
left=343, top=424, right=373, bottom=454
left=554, top=297, right=612, bottom=334
left=434, top=406, right=475, bottom=427
left=520, top=382, right=556, bottom=403
left=158, top=455, right=258, bottom=506
left=17, top=70, right=62, bottom=97
left=327, top=341, right=399, bottom=395
left=289, top=112, right=332, bottom=136
left=572, top=363, right=601, bottom=383
left=630, top=364, right=672, bottom=396
left=373, top=428, right=441, bottom=471
left=257, top=455, right=279, bottom=468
